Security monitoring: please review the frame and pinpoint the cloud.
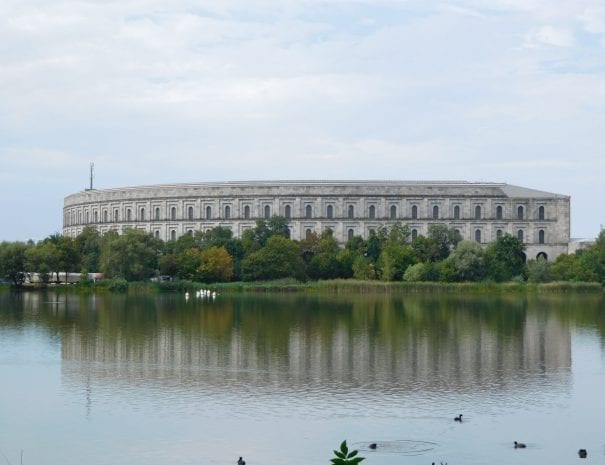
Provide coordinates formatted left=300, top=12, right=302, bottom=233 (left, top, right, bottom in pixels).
left=578, top=6, right=605, bottom=34
left=1, top=0, right=605, bottom=239
left=525, top=25, right=574, bottom=48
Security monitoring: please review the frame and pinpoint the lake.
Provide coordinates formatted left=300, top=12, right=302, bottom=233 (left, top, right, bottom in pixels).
left=0, top=290, right=604, bottom=465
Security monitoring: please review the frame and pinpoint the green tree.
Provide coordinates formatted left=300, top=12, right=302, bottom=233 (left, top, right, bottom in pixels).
left=345, top=235, right=367, bottom=257
left=550, top=253, right=579, bottom=281
left=428, top=224, right=462, bottom=261
left=306, top=231, right=342, bottom=280
left=25, top=241, right=59, bottom=284
left=412, top=235, right=438, bottom=263
left=75, top=227, right=102, bottom=272
left=485, top=234, right=526, bottom=282
left=352, top=255, right=377, bottom=280
left=267, top=215, right=291, bottom=239
left=177, top=248, right=203, bottom=281
left=526, top=258, right=552, bottom=283
left=378, top=244, right=416, bottom=281
left=0, top=241, right=30, bottom=287
left=43, top=234, right=80, bottom=282
left=242, top=236, right=304, bottom=281
left=241, top=220, right=270, bottom=254
left=158, top=253, right=179, bottom=278
left=197, top=246, right=234, bottom=283
left=100, top=229, right=163, bottom=281
left=366, top=229, right=385, bottom=262
left=197, top=227, right=244, bottom=279
left=446, top=240, right=486, bottom=282
left=403, top=262, right=428, bottom=282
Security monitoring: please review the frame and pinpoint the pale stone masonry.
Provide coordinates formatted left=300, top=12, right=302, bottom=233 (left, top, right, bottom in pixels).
left=63, top=180, right=571, bottom=260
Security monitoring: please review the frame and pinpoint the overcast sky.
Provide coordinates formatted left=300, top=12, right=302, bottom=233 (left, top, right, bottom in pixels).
left=1, top=0, right=604, bottom=241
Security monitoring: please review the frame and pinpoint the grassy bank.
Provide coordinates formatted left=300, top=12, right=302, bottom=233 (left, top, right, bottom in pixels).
left=104, top=278, right=605, bottom=294
left=7, top=278, right=604, bottom=294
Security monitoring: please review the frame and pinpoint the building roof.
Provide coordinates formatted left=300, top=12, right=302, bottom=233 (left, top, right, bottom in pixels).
left=65, top=180, right=569, bottom=203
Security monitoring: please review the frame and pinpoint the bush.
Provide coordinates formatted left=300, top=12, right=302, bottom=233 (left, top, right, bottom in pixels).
left=403, top=262, right=427, bottom=282
left=107, top=278, right=129, bottom=293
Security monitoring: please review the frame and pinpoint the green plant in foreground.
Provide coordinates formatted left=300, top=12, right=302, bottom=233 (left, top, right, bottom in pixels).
left=331, top=440, right=365, bottom=465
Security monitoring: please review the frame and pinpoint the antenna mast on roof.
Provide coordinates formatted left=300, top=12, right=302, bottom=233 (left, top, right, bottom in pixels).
left=89, top=162, right=94, bottom=190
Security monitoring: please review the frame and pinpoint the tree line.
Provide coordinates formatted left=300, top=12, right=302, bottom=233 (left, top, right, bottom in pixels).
left=1, top=216, right=604, bottom=287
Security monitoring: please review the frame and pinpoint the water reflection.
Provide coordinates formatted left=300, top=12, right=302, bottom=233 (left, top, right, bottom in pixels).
left=1, top=291, right=604, bottom=465
left=3, top=292, right=586, bottom=395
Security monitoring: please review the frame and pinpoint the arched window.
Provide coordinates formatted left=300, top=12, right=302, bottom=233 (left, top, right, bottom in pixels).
left=305, top=228, right=312, bottom=238
left=390, top=205, right=397, bottom=220
left=114, top=209, right=119, bottom=222
left=517, top=206, right=524, bottom=220
left=475, top=229, right=481, bottom=243
left=206, top=206, right=212, bottom=220
left=285, top=205, right=291, bottom=219
left=264, top=205, right=271, bottom=219
left=538, top=206, right=545, bottom=220
left=453, top=205, right=460, bottom=220
left=539, top=229, right=545, bottom=244
left=140, top=208, right=145, bottom=221
left=537, top=252, right=548, bottom=261
left=171, top=207, right=176, bottom=221
left=103, top=210, right=108, bottom=222
left=496, top=229, right=503, bottom=239
left=327, top=205, right=334, bottom=219
left=475, top=205, right=481, bottom=220
left=188, top=206, right=194, bottom=220
left=94, top=211, right=98, bottom=223
left=347, top=228, right=354, bottom=241
left=517, top=229, right=524, bottom=242
left=244, top=205, right=250, bottom=219
left=86, top=211, right=90, bottom=223
left=432, top=205, right=439, bottom=220
left=411, top=229, right=418, bottom=240
left=154, top=230, right=160, bottom=238
left=170, top=230, right=176, bottom=241
left=126, top=209, right=131, bottom=221
left=155, top=207, right=160, bottom=221
left=306, top=205, right=312, bottom=219
left=411, top=205, right=417, bottom=220
left=496, top=205, right=503, bottom=220
left=224, top=206, right=231, bottom=219
left=369, top=205, right=376, bottom=219
left=348, top=205, right=354, bottom=219
left=187, top=229, right=193, bottom=236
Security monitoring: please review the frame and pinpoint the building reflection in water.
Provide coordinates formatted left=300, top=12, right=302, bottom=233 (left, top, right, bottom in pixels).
left=46, top=292, right=574, bottom=400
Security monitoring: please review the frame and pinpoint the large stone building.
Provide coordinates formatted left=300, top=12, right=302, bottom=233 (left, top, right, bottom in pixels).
left=63, top=180, right=570, bottom=260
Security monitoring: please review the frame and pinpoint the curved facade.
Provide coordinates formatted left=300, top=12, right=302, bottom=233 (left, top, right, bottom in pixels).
left=63, top=180, right=570, bottom=260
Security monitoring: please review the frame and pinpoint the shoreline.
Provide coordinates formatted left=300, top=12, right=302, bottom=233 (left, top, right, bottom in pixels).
left=2, top=279, right=603, bottom=294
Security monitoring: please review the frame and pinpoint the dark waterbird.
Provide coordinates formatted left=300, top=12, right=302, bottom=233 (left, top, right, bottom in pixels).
left=237, top=457, right=246, bottom=465
left=514, top=441, right=526, bottom=448
left=578, top=449, right=587, bottom=458
left=454, top=414, right=462, bottom=422
left=369, top=443, right=377, bottom=450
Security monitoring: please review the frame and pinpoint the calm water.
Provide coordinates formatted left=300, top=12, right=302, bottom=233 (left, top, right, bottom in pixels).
left=1, top=290, right=604, bottom=465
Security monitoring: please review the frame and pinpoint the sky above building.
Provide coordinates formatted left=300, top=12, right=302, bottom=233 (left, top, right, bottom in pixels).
left=1, top=0, right=604, bottom=241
